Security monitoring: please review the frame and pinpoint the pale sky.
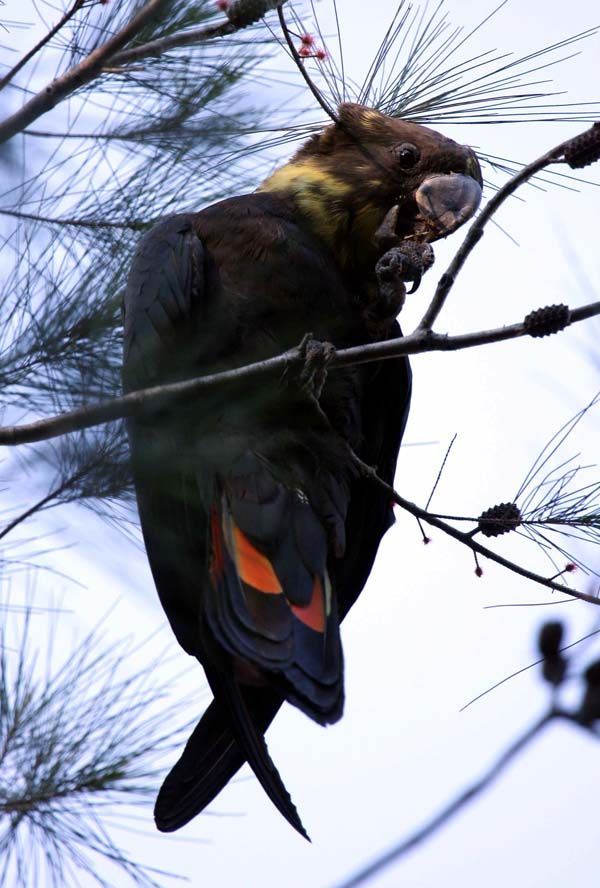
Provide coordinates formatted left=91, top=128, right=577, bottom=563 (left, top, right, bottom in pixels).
left=4, top=1, right=600, bottom=887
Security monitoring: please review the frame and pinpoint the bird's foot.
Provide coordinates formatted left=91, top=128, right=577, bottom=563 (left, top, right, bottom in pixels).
left=373, top=204, right=435, bottom=299
left=297, top=334, right=336, bottom=401
left=376, top=240, right=435, bottom=302
left=364, top=240, right=435, bottom=339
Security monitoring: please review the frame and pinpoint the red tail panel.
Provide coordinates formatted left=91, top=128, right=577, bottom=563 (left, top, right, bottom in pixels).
left=291, top=577, right=326, bottom=633
left=232, top=525, right=282, bottom=594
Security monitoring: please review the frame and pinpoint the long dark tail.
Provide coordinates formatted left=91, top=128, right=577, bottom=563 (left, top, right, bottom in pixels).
left=155, top=453, right=345, bottom=839
left=153, top=683, right=308, bottom=838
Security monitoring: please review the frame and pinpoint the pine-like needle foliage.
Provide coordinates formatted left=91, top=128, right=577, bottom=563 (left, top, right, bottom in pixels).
left=0, top=603, right=195, bottom=888
left=514, top=394, right=600, bottom=575
left=1, top=1, right=275, bottom=410
left=424, top=396, right=600, bottom=580
left=280, top=0, right=600, bottom=124
left=2, top=0, right=600, bottom=536
left=267, top=1, right=600, bottom=192
left=0, top=0, right=288, bottom=532
left=0, top=14, right=284, bottom=878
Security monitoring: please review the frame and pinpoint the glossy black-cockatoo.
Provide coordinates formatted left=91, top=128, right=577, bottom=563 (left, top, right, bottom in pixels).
left=122, top=103, right=482, bottom=838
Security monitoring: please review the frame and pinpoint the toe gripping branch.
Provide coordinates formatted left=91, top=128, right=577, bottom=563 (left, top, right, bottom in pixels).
left=376, top=240, right=435, bottom=304
left=296, top=334, right=336, bottom=401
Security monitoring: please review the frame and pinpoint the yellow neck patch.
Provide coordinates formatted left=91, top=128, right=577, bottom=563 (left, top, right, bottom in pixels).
left=259, top=159, right=349, bottom=201
left=259, top=160, right=380, bottom=268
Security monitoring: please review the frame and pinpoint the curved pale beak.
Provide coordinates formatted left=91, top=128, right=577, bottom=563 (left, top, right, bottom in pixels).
left=415, top=173, right=482, bottom=238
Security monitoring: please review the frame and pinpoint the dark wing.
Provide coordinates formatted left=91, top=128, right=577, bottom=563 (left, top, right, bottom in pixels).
left=124, top=200, right=411, bottom=836
left=154, top=329, right=411, bottom=830
left=333, top=322, right=412, bottom=617
left=123, top=214, right=309, bottom=838
left=123, top=214, right=209, bottom=394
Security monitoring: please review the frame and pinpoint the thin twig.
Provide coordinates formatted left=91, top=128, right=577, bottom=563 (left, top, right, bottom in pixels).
left=418, top=137, right=578, bottom=331
left=108, top=18, right=236, bottom=68
left=0, top=207, right=148, bottom=230
left=277, top=4, right=339, bottom=122
left=0, top=483, right=67, bottom=544
left=0, top=0, right=86, bottom=93
left=306, top=383, right=600, bottom=607
left=352, top=453, right=600, bottom=605
left=425, top=432, right=457, bottom=510
left=0, top=456, right=103, bottom=543
left=333, top=711, right=559, bottom=888
left=460, top=627, right=600, bottom=712
left=0, top=0, right=172, bottom=146
left=0, top=296, right=598, bottom=447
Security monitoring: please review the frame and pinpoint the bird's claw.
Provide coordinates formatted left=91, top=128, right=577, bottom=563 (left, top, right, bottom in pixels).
left=375, top=239, right=435, bottom=314
left=298, top=336, right=336, bottom=401
left=399, top=240, right=435, bottom=292
left=376, top=240, right=435, bottom=292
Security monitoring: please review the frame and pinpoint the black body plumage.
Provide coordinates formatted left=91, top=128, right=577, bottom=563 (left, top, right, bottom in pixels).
left=123, top=104, right=482, bottom=837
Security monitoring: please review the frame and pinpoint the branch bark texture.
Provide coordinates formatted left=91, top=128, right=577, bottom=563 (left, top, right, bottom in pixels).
left=0, top=0, right=86, bottom=93
left=0, top=0, right=171, bottom=145
left=1, top=297, right=598, bottom=447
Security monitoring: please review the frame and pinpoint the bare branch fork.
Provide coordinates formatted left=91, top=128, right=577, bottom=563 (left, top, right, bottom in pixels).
left=0, top=0, right=86, bottom=94
left=351, top=454, right=600, bottom=607
left=0, top=0, right=287, bottom=146
left=1, top=124, right=599, bottom=449
left=0, top=295, right=596, bottom=448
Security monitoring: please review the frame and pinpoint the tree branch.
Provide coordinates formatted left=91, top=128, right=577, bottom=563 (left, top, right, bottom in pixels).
left=0, top=0, right=290, bottom=145
left=418, top=135, right=588, bottom=331
left=0, top=0, right=86, bottom=94
left=0, top=296, right=598, bottom=447
left=373, top=470, right=600, bottom=606
left=0, top=0, right=173, bottom=146
left=301, top=386, right=600, bottom=607
left=107, top=18, right=236, bottom=68
left=1, top=124, right=599, bottom=613
left=333, top=711, right=559, bottom=888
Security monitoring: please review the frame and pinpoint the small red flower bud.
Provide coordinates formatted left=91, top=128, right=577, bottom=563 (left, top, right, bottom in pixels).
left=422, top=536, right=431, bottom=545
left=298, top=46, right=311, bottom=57
left=301, top=33, right=315, bottom=46
left=565, top=563, right=576, bottom=573
left=216, top=0, right=229, bottom=10
left=475, top=566, right=483, bottom=577
left=315, top=48, right=327, bottom=60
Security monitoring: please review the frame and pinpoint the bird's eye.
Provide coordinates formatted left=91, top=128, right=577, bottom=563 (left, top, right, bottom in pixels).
left=391, top=143, right=420, bottom=169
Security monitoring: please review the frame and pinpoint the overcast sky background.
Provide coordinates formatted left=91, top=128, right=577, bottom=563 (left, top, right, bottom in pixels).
left=4, top=1, right=600, bottom=886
